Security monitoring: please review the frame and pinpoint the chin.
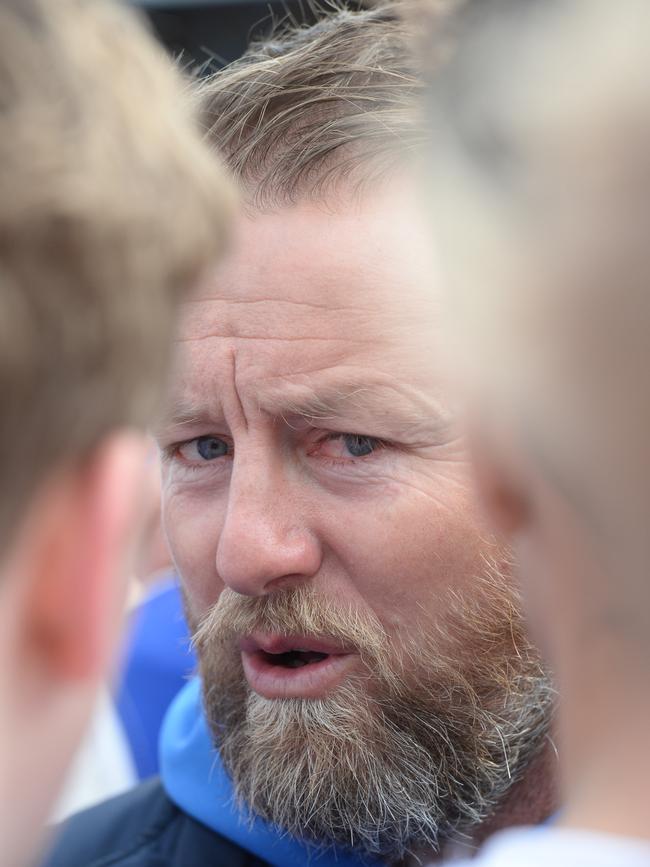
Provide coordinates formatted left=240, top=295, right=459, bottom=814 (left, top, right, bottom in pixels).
left=195, top=582, right=553, bottom=858
left=204, top=659, right=552, bottom=859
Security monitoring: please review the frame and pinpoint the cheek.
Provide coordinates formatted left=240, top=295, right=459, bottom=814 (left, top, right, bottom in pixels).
left=162, top=486, right=226, bottom=617
left=324, top=480, right=496, bottom=632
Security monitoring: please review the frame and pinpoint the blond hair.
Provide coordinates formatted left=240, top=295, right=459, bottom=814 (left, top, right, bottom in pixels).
left=196, top=3, right=424, bottom=209
left=0, top=0, right=234, bottom=544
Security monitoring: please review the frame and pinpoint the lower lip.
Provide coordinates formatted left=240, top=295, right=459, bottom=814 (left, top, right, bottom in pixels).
left=241, top=650, right=357, bottom=699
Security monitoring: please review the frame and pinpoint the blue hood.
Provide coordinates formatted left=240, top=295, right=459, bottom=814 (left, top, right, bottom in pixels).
left=160, top=678, right=385, bottom=867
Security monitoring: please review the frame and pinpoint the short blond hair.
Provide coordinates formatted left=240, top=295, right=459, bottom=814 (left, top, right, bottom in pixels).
left=0, top=0, right=233, bottom=544
left=197, top=3, right=424, bottom=209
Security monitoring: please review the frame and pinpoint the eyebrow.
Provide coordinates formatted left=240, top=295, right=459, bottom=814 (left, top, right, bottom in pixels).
left=151, top=401, right=218, bottom=439
left=154, top=376, right=452, bottom=442
left=281, top=387, right=379, bottom=423
left=264, top=378, right=453, bottom=440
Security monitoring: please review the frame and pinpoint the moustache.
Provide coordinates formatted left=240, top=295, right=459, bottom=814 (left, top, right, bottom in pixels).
left=192, top=585, right=397, bottom=681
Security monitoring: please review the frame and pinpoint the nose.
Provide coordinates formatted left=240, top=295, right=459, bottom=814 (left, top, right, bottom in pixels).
left=215, top=459, right=322, bottom=597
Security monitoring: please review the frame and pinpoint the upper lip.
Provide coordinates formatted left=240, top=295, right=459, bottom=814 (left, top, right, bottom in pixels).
left=239, top=633, right=354, bottom=656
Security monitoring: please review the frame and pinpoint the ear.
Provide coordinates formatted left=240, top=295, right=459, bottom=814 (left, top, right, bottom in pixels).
left=467, top=413, right=531, bottom=539
left=9, top=431, right=149, bottom=688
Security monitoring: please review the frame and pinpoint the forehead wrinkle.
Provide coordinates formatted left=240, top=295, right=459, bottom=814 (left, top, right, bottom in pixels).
left=181, top=295, right=372, bottom=315
left=177, top=285, right=397, bottom=346
left=174, top=332, right=376, bottom=345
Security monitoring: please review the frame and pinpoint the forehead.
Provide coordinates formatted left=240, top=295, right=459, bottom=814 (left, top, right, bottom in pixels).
left=172, top=184, right=443, bottom=413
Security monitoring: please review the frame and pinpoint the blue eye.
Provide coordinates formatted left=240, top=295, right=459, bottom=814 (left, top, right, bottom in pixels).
left=196, top=436, right=228, bottom=460
left=174, top=435, right=231, bottom=468
left=343, top=435, right=379, bottom=457
left=313, top=433, right=384, bottom=462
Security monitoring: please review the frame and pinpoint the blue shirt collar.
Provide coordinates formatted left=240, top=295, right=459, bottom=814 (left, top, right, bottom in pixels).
left=160, top=678, right=385, bottom=867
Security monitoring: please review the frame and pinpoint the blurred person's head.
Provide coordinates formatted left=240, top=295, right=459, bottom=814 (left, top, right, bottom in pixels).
left=426, top=0, right=650, bottom=841
left=154, top=6, right=555, bottom=861
left=0, top=1, right=232, bottom=863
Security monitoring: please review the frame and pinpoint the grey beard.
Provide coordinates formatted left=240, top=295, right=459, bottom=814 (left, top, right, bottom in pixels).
left=203, top=655, right=554, bottom=861
left=194, top=572, right=554, bottom=861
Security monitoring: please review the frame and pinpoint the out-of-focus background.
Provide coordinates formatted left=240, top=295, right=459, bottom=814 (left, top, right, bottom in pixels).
left=132, top=0, right=319, bottom=69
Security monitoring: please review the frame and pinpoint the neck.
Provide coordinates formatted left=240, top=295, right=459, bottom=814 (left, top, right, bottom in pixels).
left=402, top=741, right=559, bottom=865
left=558, top=654, right=650, bottom=842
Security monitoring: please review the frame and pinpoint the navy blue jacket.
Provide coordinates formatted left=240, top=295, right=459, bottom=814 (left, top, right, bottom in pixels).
left=42, top=778, right=270, bottom=867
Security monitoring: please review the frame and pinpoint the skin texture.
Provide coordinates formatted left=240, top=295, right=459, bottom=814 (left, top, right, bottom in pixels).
left=156, top=180, right=555, bottom=857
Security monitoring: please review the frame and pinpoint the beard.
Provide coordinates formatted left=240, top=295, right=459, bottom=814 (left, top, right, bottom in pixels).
left=192, top=561, right=553, bottom=861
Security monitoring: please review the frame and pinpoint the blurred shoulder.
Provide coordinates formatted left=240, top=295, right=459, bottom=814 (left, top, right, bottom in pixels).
left=433, top=827, right=650, bottom=867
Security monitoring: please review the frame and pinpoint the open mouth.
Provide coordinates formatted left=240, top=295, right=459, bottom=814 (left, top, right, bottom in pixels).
left=239, top=634, right=357, bottom=699
left=257, top=648, right=330, bottom=668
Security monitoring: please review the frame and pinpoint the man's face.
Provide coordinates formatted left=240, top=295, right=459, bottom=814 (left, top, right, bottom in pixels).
left=157, top=183, right=550, bottom=858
